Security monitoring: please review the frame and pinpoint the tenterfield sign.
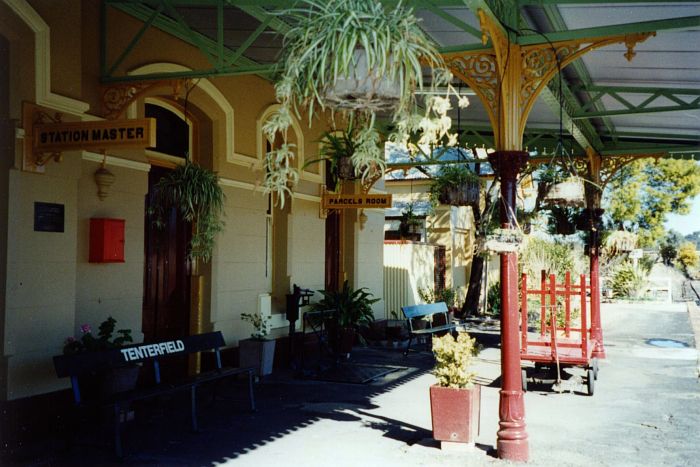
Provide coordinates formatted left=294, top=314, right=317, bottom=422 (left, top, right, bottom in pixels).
left=322, top=193, right=392, bottom=209
left=34, top=118, right=156, bottom=153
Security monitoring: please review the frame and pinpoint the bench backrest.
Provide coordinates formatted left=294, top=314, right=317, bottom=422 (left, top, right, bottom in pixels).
left=401, top=302, right=449, bottom=332
left=54, top=331, right=227, bottom=378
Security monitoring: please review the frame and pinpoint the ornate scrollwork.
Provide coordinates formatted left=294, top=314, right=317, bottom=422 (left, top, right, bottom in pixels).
left=102, top=83, right=152, bottom=119
left=599, top=154, right=646, bottom=187
left=624, top=32, right=656, bottom=61
left=520, top=43, right=580, bottom=117
left=445, top=53, right=499, bottom=127
left=102, top=79, right=191, bottom=119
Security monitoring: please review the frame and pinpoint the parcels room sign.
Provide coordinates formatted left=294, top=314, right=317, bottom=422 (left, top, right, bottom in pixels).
left=321, top=193, right=392, bottom=209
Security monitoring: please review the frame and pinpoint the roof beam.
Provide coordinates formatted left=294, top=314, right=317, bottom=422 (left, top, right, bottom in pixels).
left=518, top=15, right=700, bottom=45
left=572, top=86, right=700, bottom=119
left=106, top=2, right=270, bottom=81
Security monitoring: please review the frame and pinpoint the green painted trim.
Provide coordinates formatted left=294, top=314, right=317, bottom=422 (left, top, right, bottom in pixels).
left=101, top=65, right=276, bottom=83
left=601, top=145, right=700, bottom=156
left=541, top=5, right=616, bottom=137
left=237, top=5, right=291, bottom=35
left=573, top=101, right=700, bottom=119
left=424, top=1, right=482, bottom=40
left=224, top=15, right=272, bottom=68
left=574, top=85, right=700, bottom=96
left=518, top=16, right=700, bottom=45
left=106, top=4, right=163, bottom=77
left=520, top=0, right=700, bottom=5
left=107, top=3, right=265, bottom=80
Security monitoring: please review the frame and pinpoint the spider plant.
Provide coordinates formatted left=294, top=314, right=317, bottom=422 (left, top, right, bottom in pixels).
left=151, top=161, right=225, bottom=263
left=263, top=0, right=469, bottom=206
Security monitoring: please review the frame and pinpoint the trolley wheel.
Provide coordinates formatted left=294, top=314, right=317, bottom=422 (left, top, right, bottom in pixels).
left=592, top=358, right=599, bottom=380
left=587, top=369, right=595, bottom=396
left=521, top=369, right=528, bottom=392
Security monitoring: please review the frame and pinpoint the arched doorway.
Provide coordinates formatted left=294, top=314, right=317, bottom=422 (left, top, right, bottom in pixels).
left=142, top=103, right=192, bottom=348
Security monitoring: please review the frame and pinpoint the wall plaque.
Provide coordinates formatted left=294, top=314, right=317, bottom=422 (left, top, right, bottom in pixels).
left=34, top=202, right=65, bottom=232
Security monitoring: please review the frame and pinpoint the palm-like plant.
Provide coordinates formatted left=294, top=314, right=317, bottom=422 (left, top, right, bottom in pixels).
left=310, top=280, right=379, bottom=328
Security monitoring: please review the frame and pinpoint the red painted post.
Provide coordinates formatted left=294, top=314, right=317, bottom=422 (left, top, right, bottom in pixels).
left=580, top=274, right=588, bottom=358
left=589, top=210, right=606, bottom=359
left=564, top=271, right=571, bottom=337
left=540, top=270, right=546, bottom=336
left=521, top=273, right=528, bottom=352
left=489, top=151, right=529, bottom=462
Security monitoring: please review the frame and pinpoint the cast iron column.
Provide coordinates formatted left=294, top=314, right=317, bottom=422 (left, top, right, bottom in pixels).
left=489, top=151, right=529, bottom=462
left=588, top=208, right=606, bottom=359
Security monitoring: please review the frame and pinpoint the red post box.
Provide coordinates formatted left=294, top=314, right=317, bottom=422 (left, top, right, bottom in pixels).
left=89, top=218, right=125, bottom=263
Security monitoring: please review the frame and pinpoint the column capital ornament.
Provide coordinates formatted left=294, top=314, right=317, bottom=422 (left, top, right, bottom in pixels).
left=488, top=151, right=529, bottom=180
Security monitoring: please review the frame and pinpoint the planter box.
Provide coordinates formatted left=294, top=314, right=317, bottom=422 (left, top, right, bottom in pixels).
left=324, top=49, right=401, bottom=112
left=544, top=178, right=585, bottom=207
left=437, top=182, right=480, bottom=207
left=430, top=384, right=481, bottom=446
left=239, top=338, right=276, bottom=377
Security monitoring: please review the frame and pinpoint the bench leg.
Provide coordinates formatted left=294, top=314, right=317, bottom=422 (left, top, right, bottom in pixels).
left=247, top=370, right=257, bottom=412
left=404, top=335, right=413, bottom=357
left=191, top=385, right=199, bottom=432
left=114, top=402, right=123, bottom=459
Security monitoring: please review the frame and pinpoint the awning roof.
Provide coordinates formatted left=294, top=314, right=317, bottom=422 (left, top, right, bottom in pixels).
left=103, top=1, right=700, bottom=161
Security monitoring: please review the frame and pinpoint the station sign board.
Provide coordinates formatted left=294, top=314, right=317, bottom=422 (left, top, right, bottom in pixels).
left=34, top=118, right=156, bottom=153
left=321, top=193, right=392, bottom=209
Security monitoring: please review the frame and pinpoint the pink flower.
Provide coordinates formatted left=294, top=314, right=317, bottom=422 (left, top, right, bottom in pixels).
left=80, top=324, right=91, bottom=334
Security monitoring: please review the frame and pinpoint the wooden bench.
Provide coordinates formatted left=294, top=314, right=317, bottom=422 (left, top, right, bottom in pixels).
left=401, top=302, right=458, bottom=356
left=53, top=331, right=256, bottom=458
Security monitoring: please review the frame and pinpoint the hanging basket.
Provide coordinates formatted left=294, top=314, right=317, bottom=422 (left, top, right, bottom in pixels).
left=337, top=156, right=356, bottom=180
left=544, top=177, right=586, bottom=207
left=324, top=49, right=401, bottom=112
left=437, top=181, right=480, bottom=207
left=484, top=228, right=523, bottom=253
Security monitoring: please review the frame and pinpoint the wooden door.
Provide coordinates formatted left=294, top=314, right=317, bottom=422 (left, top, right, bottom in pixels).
left=143, top=166, right=191, bottom=377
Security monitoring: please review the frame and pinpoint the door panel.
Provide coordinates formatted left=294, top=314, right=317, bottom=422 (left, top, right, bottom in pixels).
left=143, top=166, right=191, bottom=379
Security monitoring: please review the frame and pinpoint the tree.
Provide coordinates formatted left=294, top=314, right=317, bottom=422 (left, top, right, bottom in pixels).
left=659, top=230, right=683, bottom=266
left=677, top=242, right=699, bottom=276
left=605, top=159, right=700, bottom=247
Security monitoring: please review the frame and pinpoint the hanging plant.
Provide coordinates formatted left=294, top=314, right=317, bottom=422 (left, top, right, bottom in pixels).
left=303, top=119, right=374, bottom=192
left=263, top=0, right=469, bottom=206
left=151, top=161, right=225, bottom=263
left=428, top=164, right=481, bottom=207
left=484, top=228, right=523, bottom=253
left=544, top=177, right=585, bottom=207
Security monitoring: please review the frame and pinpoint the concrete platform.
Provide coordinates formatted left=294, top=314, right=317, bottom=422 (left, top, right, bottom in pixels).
left=3, top=301, right=699, bottom=466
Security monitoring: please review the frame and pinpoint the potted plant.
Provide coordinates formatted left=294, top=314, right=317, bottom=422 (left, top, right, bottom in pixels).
left=484, top=228, right=523, bottom=253
left=309, top=280, right=379, bottom=357
left=63, top=317, right=137, bottom=397
left=430, top=330, right=480, bottom=447
left=418, top=286, right=460, bottom=321
left=151, top=160, right=225, bottom=263
left=399, top=203, right=422, bottom=240
left=239, top=311, right=276, bottom=377
left=536, top=164, right=585, bottom=208
left=429, top=164, right=481, bottom=208
left=304, top=120, right=366, bottom=192
left=261, top=0, right=469, bottom=206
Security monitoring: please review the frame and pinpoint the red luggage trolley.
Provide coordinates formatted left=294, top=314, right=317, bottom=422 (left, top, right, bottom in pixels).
left=520, top=271, right=598, bottom=395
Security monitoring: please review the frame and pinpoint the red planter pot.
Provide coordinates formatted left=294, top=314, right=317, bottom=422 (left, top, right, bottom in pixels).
left=430, top=384, right=481, bottom=445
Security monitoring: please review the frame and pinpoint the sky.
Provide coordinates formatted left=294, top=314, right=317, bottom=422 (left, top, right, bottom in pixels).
left=665, top=195, right=700, bottom=236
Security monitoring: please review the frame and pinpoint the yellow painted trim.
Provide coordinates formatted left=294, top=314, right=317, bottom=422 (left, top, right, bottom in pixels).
left=5, top=0, right=90, bottom=115
left=81, top=151, right=151, bottom=172
left=128, top=63, right=236, bottom=163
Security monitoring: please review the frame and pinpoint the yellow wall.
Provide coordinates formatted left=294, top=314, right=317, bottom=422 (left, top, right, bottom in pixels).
left=0, top=1, right=385, bottom=399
